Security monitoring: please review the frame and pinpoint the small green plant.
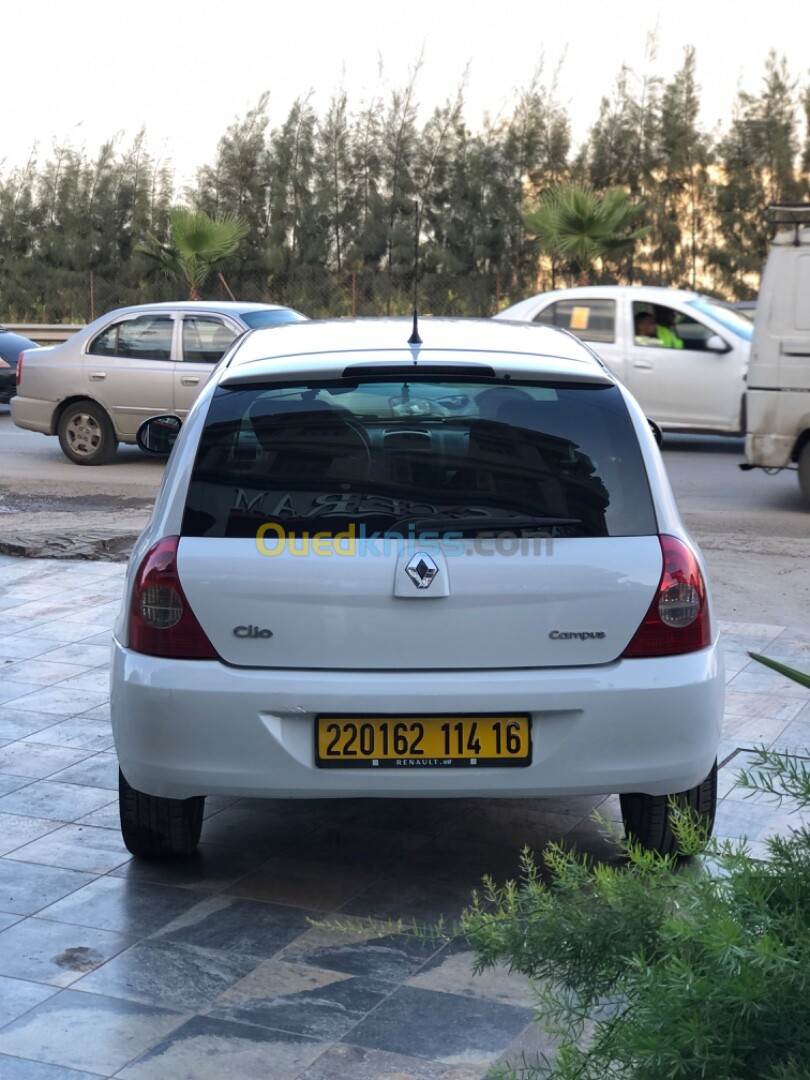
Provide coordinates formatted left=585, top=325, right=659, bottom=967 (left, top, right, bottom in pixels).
left=457, top=656, right=810, bottom=1079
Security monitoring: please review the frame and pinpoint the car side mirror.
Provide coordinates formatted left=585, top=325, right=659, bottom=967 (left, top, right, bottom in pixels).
left=137, top=414, right=182, bottom=456
left=705, top=334, right=731, bottom=354
left=648, top=419, right=663, bottom=448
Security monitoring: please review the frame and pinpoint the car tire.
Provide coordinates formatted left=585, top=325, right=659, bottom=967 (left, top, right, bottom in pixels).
left=619, top=759, right=717, bottom=857
left=57, top=400, right=118, bottom=465
left=119, top=769, right=204, bottom=858
left=798, top=442, right=810, bottom=508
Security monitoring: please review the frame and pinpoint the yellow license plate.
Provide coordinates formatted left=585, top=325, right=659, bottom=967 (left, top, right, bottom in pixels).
left=315, top=715, right=531, bottom=769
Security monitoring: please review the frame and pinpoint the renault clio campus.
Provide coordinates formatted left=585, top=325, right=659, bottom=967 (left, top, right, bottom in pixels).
left=111, top=318, right=723, bottom=859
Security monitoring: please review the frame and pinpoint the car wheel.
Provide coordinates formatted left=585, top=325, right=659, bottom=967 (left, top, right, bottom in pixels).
left=619, top=759, right=717, bottom=857
left=119, top=769, right=204, bottom=858
left=57, top=400, right=118, bottom=465
left=798, top=442, right=810, bottom=508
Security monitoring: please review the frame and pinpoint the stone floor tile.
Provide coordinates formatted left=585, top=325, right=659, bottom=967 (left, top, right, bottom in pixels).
left=298, top=1043, right=483, bottom=1080
left=0, top=661, right=92, bottom=687
left=0, top=1055, right=100, bottom=1079
left=74, top=802, right=120, bottom=830
left=714, top=797, right=786, bottom=841
left=223, top=856, right=378, bottom=912
left=24, top=719, right=114, bottom=753
left=37, top=876, right=205, bottom=936
left=153, top=895, right=313, bottom=957
left=0, top=743, right=93, bottom=780
left=280, top=922, right=435, bottom=986
left=726, top=670, right=810, bottom=699
left=0, top=974, right=58, bottom=1026
left=0, top=636, right=67, bottom=661
left=10, top=622, right=113, bottom=645
left=206, top=959, right=390, bottom=1040
left=0, top=682, right=43, bottom=706
left=343, top=985, right=533, bottom=1066
left=51, top=669, right=111, bottom=695
left=7, top=823, right=131, bottom=874
left=406, top=943, right=534, bottom=1007
left=3, top=686, right=109, bottom=717
left=291, top=822, right=432, bottom=868
left=50, top=753, right=119, bottom=791
left=74, top=938, right=261, bottom=1011
left=341, top=874, right=483, bottom=927
left=0, top=861, right=95, bottom=916
left=0, top=916, right=135, bottom=987
left=0, top=812, right=63, bottom=856
left=199, top=802, right=331, bottom=853
left=0, top=707, right=61, bottom=741
left=723, top=690, right=805, bottom=721
left=115, top=1015, right=325, bottom=1080
left=109, top=843, right=270, bottom=893
left=0, top=989, right=187, bottom=1076
left=0, top=780, right=115, bottom=821
left=769, top=720, right=810, bottom=754
left=0, top=774, right=34, bottom=798
left=35, top=643, right=112, bottom=669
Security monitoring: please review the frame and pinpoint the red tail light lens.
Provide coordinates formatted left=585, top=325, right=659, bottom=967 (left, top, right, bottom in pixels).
left=16, top=352, right=25, bottom=387
left=623, top=535, right=710, bottom=658
left=129, top=536, right=219, bottom=659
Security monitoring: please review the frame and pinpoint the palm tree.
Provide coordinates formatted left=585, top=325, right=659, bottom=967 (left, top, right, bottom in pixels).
left=141, top=209, right=249, bottom=299
left=523, top=183, right=647, bottom=285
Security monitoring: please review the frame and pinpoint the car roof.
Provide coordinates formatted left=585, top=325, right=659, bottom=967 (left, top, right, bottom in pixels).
left=221, top=317, right=614, bottom=386
left=495, top=284, right=708, bottom=319
left=98, top=301, right=294, bottom=317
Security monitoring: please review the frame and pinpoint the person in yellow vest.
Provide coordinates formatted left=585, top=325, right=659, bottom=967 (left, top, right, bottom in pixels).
left=653, top=307, right=684, bottom=349
left=634, top=309, right=683, bottom=349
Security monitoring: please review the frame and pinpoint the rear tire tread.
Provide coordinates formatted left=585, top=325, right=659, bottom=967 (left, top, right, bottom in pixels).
left=119, top=769, right=204, bottom=858
left=620, top=760, right=717, bottom=857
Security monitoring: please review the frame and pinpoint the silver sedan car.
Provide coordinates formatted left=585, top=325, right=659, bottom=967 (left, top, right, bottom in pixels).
left=10, top=301, right=306, bottom=464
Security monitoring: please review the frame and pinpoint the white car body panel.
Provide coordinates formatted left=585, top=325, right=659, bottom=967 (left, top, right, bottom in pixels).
left=111, top=317, right=722, bottom=806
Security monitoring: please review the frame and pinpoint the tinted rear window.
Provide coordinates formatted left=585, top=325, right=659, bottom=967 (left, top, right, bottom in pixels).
left=182, top=378, right=656, bottom=539
left=240, top=309, right=307, bottom=329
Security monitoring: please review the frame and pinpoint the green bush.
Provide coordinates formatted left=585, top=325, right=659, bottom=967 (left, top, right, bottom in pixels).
left=458, top=656, right=810, bottom=1079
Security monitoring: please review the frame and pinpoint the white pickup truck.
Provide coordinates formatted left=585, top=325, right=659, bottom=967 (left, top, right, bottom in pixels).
left=743, top=204, right=810, bottom=506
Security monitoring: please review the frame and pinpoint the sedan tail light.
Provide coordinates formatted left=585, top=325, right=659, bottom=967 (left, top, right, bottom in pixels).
left=622, top=535, right=710, bottom=657
left=129, top=536, right=219, bottom=659
left=16, top=352, right=25, bottom=387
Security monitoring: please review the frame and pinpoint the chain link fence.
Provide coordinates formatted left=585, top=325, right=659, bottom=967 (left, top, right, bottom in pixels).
left=1, top=268, right=511, bottom=325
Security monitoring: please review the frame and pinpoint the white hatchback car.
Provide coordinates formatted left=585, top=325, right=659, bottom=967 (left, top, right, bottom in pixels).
left=111, top=317, right=723, bottom=859
left=495, top=285, right=753, bottom=435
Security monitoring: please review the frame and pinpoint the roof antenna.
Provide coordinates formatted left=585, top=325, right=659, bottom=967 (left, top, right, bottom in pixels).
left=407, top=199, right=422, bottom=346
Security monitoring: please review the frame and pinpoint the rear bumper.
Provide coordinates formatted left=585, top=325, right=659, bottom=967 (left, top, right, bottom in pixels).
left=112, top=642, right=724, bottom=801
left=10, top=395, right=56, bottom=434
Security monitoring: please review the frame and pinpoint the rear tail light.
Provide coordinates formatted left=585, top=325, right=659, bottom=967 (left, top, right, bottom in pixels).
left=16, top=352, right=25, bottom=387
left=622, top=535, right=710, bottom=657
left=128, top=536, right=219, bottom=659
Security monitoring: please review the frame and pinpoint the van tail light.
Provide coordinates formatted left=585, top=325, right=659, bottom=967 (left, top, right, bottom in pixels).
left=129, top=536, right=219, bottom=659
left=622, top=535, right=710, bottom=658
left=16, top=352, right=25, bottom=387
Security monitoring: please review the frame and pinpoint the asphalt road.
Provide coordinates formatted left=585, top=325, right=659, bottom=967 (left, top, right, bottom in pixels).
left=1, top=407, right=808, bottom=625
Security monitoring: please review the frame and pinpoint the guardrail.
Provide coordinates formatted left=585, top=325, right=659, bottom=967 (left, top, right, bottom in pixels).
left=4, top=324, right=84, bottom=345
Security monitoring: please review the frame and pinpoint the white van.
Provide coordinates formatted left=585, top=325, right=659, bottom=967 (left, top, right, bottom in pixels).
left=743, top=205, right=810, bottom=506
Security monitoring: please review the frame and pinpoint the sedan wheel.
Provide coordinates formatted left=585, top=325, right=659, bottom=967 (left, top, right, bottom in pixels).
left=57, top=401, right=118, bottom=465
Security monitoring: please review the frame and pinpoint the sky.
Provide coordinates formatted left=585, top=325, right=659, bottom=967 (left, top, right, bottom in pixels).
left=5, top=0, right=810, bottom=188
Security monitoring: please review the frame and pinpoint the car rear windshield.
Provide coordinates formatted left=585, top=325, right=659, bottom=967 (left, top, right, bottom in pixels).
left=240, top=309, right=307, bottom=329
left=182, top=378, right=656, bottom=539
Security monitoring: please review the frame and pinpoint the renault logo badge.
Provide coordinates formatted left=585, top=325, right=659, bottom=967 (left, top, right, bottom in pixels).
left=405, top=552, right=439, bottom=589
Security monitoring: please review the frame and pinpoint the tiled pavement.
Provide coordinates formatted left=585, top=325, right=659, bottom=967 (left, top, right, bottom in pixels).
left=0, top=553, right=808, bottom=1080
